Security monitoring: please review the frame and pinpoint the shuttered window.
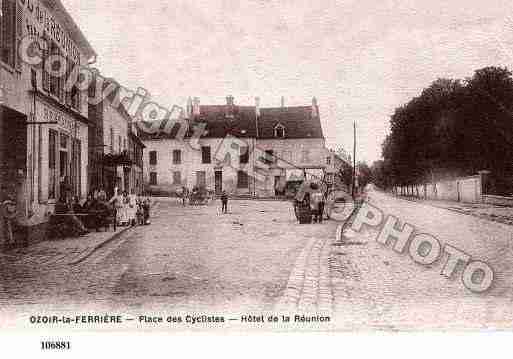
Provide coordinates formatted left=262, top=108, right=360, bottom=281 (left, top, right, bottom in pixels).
left=1, top=0, right=16, bottom=68
left=42, top=32, right=50, bottom=91
left=237, top=170, right=249, bottom=188
left=149, top=151, right=157, bottom=165
left=48, top=129, right=57, bottom=200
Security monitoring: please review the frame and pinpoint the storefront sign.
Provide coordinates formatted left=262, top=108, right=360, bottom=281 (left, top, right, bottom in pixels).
left=37, top=101, right=75, bottom=132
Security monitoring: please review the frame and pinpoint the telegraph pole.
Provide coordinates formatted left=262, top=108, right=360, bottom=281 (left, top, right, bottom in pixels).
left=352, top=121, right=356, bottom=199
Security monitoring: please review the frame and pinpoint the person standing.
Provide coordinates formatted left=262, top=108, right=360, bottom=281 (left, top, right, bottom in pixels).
left=127, top=190, right=138, bottom=226
left=181, top=186, right=188, bottom=207
left=2, top=196, right=17, bottom=247
left=221, top=190, right=228, bottom=214
left=310, top=183, right=324, bottom=223
left=108, top=188, right=123, bottom=226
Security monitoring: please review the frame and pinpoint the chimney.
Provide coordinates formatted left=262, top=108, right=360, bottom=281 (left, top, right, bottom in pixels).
left=255, top=97, right=260, bottom=117
left=186, top=97, right=193, bottom=118
left=312, top=97, right=318, bottom=117
left=226, top=95, right=235, bottom=118
left=281, top=96, right=285, bottom=108
left=193, top=97, right=200, bottom=116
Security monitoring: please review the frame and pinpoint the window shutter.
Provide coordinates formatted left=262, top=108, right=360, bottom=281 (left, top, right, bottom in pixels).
left=15, top=0, right=22, bottom=71
left=65, top=57, right=72, bottom=106
left=0, top=0, right=3, bottom=58
left=58, top=48, right=64, bottom=101
left=42, top=33, right=50, bottom=91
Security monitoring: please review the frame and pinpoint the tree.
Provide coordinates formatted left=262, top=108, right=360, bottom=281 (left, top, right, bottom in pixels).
left=357, top=162, right=372, bottom=189
left=380, top=66, right=513, bottom=195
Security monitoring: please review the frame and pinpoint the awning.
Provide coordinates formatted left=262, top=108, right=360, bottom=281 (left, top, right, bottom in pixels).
left=286, top=169, right=305, bottom=181
left=286, top=168, right=325, bottom=181
left=102, top=151, right=133, bottom=166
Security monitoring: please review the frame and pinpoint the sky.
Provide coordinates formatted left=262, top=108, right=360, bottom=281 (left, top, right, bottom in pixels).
left=62, top=0, right=513, bottom=163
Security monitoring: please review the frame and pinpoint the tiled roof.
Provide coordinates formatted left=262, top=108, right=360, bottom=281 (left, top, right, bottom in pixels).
left=138, top=104, right=324, bottom=140
left=258, top=106, right=324, bottom=139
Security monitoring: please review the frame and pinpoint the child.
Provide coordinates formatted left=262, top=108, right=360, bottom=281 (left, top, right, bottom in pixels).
left=221, top=190, right=228, bottom=214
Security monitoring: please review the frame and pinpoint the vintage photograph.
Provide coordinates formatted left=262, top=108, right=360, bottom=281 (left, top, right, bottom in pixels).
left=1, top=0, right=513, bottom=334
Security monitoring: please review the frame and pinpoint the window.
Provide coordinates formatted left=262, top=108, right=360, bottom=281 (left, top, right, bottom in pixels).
left=1, top=0, right=16, bottom=68
left=118, top=135, right=122, bottom=153
left=149, top=172, right=157, bottom=185
left=70, top=83, right=80, bottom=111
left=201, top=146, right=211, bottom=164
left=66, top=58, right=81, bottom=111
left=106, top=129, right=114, bottom=155
left=283, top=150, right=292, bottom=162
left=173, top=149, right=181, bottom=164
left=149, top=151, right=157, bottom=165
left=237, top=170, right=249, bottom=188
left=173, top=171, right=181, bottom=185
left=123, top=138, right=127, bottom=151
left=326, top=156, right=331, bottom=165
left=48, top=41, right=64, bottom=100
left=264, top=149, right=274, bottom=164
left=274, top=124, right=285, bottom=138
left=240, top=146, right=249, bottom=164
left=302, top=150, right=310, bottom=163
left=72, top=138, right=81, bottom=198
left=48, top=129, right=57, bottom=200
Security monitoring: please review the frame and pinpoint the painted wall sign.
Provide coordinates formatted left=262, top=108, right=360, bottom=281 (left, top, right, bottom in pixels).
left=21, top=0, right=81, bottom=62
left=37, top=100, right=75, bottom=132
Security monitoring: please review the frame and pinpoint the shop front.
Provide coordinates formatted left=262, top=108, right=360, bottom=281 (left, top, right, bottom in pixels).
left=18, top=97, right=89, bottom=243
left=0, top=106, right=28, bottom=247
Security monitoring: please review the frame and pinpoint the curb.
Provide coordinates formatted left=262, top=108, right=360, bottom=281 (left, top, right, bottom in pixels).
left=67, top=226, right=132, bottom=266
left=68, top=200, right=160, bottom=266
left=275, top=233, right=334, bottom=314
left=387, top=194, right=513, bottom=226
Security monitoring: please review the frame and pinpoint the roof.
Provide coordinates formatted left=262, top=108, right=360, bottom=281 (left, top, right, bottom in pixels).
left=43, top=0, right=97, bottom=60
left=139, top=104, right=324, bottom=141
left=258, top=106, right=323, bottom=139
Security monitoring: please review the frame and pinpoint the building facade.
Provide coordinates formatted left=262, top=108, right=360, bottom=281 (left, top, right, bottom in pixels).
left=88, top=79, right=145, bottom=198
left=1, top=0, right=96, bottom=244
left=325, top=149, right=351, bottom=192
left=141, top=96, right=328, bottom=198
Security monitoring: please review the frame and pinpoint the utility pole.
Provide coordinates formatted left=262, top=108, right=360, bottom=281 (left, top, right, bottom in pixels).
left=352, top=121, right=356, bottom=199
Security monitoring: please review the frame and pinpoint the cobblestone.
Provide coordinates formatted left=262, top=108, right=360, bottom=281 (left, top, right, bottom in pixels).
left=329, top=190, right=513, bottom=330
left=0, top=199, right=340, bottom=326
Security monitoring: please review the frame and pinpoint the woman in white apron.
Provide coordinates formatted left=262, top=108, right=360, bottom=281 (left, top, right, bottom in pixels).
left=109, top=188, right=124, bottom=226
left=127, top=190, right=138, bottom=226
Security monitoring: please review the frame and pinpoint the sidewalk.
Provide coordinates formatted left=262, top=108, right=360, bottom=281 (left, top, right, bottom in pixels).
left=391, top=195, right=513, bottom=226
left=1, top=226, right=131, bottom=268
left=0, top=199, right=160, bottom=268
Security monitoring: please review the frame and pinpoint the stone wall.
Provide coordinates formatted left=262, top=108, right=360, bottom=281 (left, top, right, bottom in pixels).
left=395, top=175, right=482, bottom=203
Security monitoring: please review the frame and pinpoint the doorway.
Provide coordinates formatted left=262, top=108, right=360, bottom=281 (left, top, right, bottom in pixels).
left=215, top=170, right=223, bottom=195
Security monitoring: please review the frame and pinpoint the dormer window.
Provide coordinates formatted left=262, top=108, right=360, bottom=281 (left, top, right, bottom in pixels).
left=274, top=124, right=286, bottom=138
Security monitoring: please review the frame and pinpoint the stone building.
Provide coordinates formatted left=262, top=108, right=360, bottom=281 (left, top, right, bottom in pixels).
left=88, top=78, right=145, bottom=198
left=141, top=96, right=328, bottom=198
left=325, top=149, right=351, bottom=192
left=1, top=0, right=96, bottom=244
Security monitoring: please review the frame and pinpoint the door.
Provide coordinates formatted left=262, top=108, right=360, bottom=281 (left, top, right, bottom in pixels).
left=275, top=176, right=285, bottom=196
left=124, top=167, right=131, bottom=193
left=215, top=171, right=222, bottom=195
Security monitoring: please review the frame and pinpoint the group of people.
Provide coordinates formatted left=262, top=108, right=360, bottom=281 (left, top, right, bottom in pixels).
left=308, top=183, right=326, bottom=223
left=50, top=187, right=151, bottom=239
left=108, top=188, right=151, bottom=227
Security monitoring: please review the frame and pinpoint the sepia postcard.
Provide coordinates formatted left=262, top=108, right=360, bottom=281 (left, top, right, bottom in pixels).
left=1, top=0, right=513, bottom=351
